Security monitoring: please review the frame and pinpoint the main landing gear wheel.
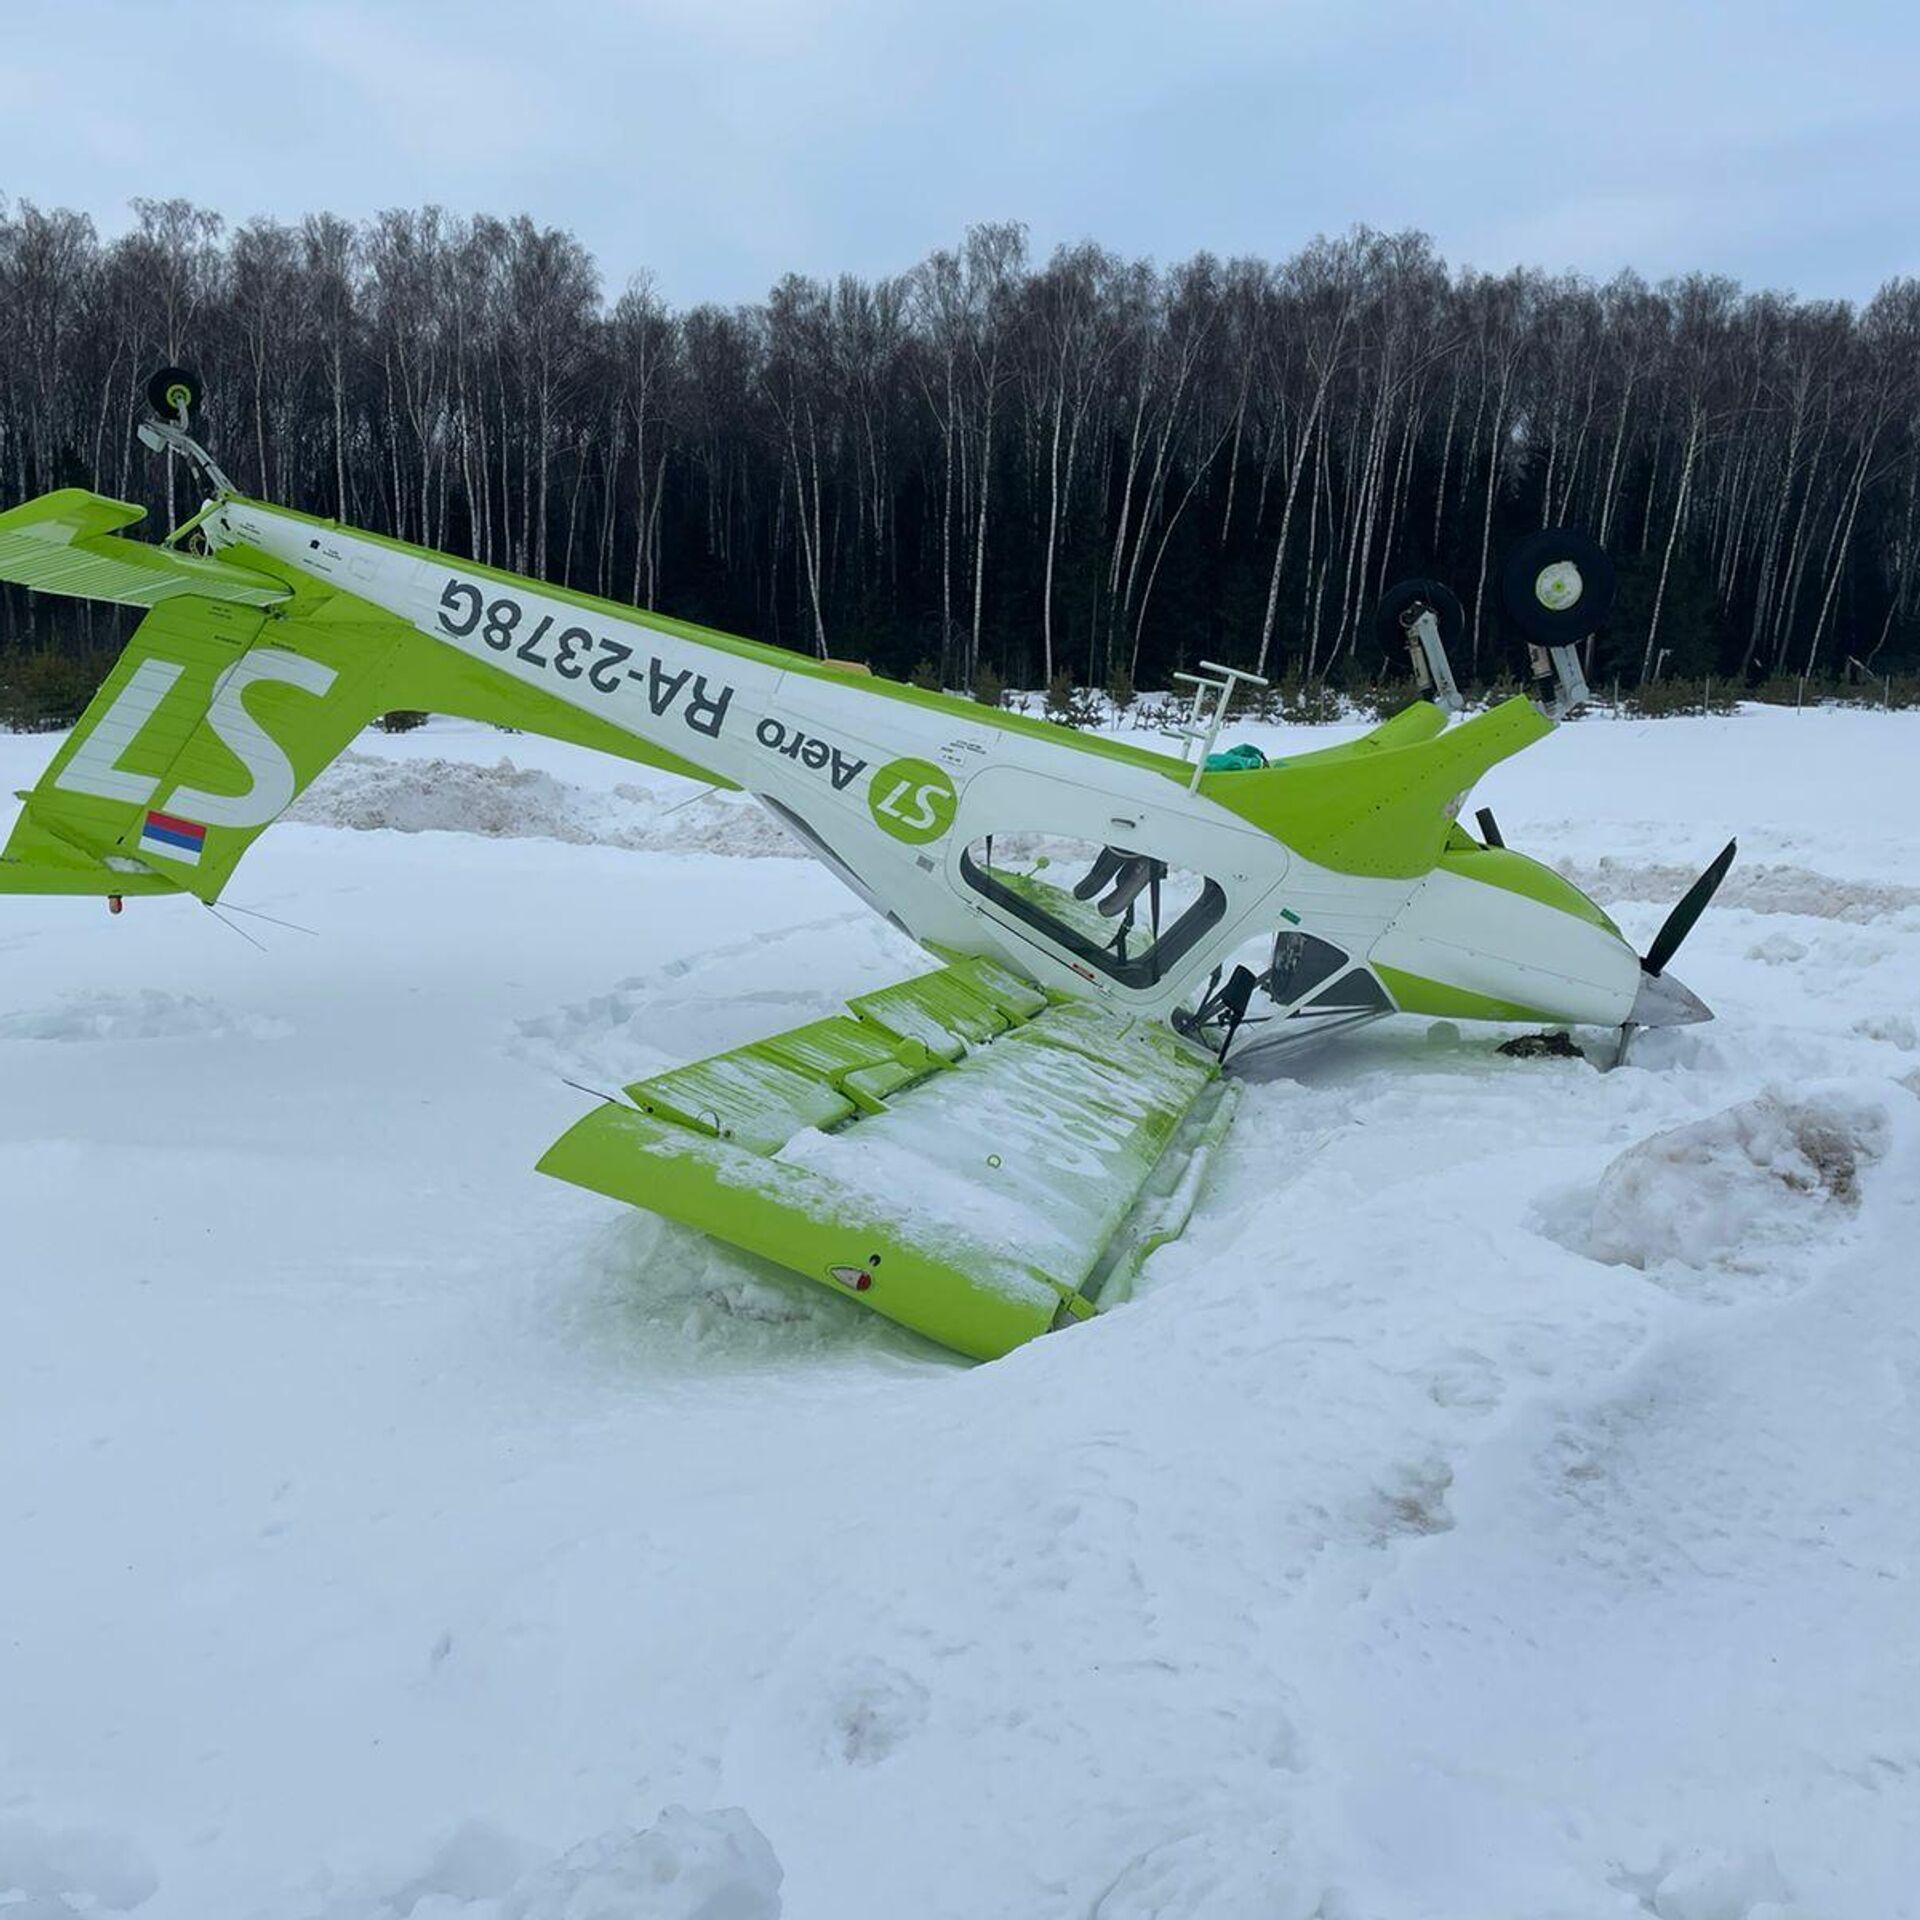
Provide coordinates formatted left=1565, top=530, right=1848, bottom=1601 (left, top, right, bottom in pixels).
left=1501, top=527, right=1616, bottom=645
left=1376, top=576, right=1465, bottom=656
left=146, top=365, right=205, bottom=427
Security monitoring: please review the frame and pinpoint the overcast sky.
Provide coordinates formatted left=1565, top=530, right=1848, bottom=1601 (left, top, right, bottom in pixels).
left=2, top=0, right=1912, bottom=307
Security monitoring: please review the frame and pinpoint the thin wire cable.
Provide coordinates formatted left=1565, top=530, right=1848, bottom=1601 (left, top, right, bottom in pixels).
left=200, top=900, right=268, bottom=952
left=220, top=900, right=319, bottom=936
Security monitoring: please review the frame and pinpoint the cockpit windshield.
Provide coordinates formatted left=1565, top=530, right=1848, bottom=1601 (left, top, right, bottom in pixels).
left=1174, top=927, right=1393, bottom=1067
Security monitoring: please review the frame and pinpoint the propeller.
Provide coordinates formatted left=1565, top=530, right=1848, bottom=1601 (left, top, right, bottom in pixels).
left=1614, top=837, right=1737, bottom=1065
left=1475, top=806, right=1505, bottom=849
left=1642, top=838, right=1737, bottom=977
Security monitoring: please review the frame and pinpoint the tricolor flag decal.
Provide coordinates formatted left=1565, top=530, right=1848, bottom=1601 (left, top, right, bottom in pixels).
left=139, top=809, right=209, bottom=866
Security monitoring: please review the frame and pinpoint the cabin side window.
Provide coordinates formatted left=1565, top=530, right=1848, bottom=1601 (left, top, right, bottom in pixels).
left=959, top=832, right=1226, bottom=988
left=1265, top=930, right=1349, bottom=1006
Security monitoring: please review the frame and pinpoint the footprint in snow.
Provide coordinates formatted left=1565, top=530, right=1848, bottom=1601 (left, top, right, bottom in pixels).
left=826, top=1656, right=932, bottom=1765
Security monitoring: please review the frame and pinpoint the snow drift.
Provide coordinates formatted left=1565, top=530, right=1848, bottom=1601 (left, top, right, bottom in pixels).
left=1583, top=1088, right=1889, bottom=1276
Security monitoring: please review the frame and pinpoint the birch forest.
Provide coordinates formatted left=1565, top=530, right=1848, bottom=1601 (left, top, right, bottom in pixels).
left=5, top=198, right=1919, bottom=701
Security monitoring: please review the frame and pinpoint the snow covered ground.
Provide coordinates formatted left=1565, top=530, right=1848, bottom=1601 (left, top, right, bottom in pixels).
left=2, top=703, right=1916, bottom=1920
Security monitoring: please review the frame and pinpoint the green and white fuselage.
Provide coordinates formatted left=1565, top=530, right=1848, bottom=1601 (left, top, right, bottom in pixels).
left=204, top=496, right=1653, bottom=1036
left=0, top=467, right=1710, bottom=1359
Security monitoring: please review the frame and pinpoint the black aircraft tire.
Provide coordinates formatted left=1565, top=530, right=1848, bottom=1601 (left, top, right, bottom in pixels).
left=1502, top=528, right=1615, bottom=644
left=146, top=365, right=205, bottom=424
left=1376, top=576, right=1465, bottom=657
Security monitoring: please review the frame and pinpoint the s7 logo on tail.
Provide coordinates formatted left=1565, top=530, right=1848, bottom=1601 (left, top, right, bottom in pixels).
left=56, top=648, right=338, bottom=830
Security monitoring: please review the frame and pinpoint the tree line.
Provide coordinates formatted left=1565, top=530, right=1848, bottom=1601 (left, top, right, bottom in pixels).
left=4, top=196, right=1918, bottom=703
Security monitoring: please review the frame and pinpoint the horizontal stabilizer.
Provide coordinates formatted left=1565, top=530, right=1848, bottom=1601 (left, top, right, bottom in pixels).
left=538, top=957, right=1227, bottom=1360
left=0, top=490, right=289, bottom=608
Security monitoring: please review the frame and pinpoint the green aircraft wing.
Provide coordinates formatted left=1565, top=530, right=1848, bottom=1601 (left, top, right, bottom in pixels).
left=538, top=953, right=1236, bottom=1359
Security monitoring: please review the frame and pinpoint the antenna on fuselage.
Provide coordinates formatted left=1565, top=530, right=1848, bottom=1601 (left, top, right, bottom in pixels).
left=1168, top=660, right=1270, bottom=792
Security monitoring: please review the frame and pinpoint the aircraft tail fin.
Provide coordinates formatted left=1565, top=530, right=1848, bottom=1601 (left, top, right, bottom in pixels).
left=1197, top=696, right=1553, bottom=879
left=2, top=484, right=745, bottom=904
left=1, top=589, right=402, bottom=901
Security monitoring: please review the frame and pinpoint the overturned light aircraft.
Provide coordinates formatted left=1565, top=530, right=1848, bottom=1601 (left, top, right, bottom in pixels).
left=0, top=369, right=1733, bottom=1359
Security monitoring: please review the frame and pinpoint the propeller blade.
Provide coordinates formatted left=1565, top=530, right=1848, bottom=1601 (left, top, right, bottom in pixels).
left=1643, top=838, right=1737, bottom=976
left=1475, top=806, right=1505, bottom=848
